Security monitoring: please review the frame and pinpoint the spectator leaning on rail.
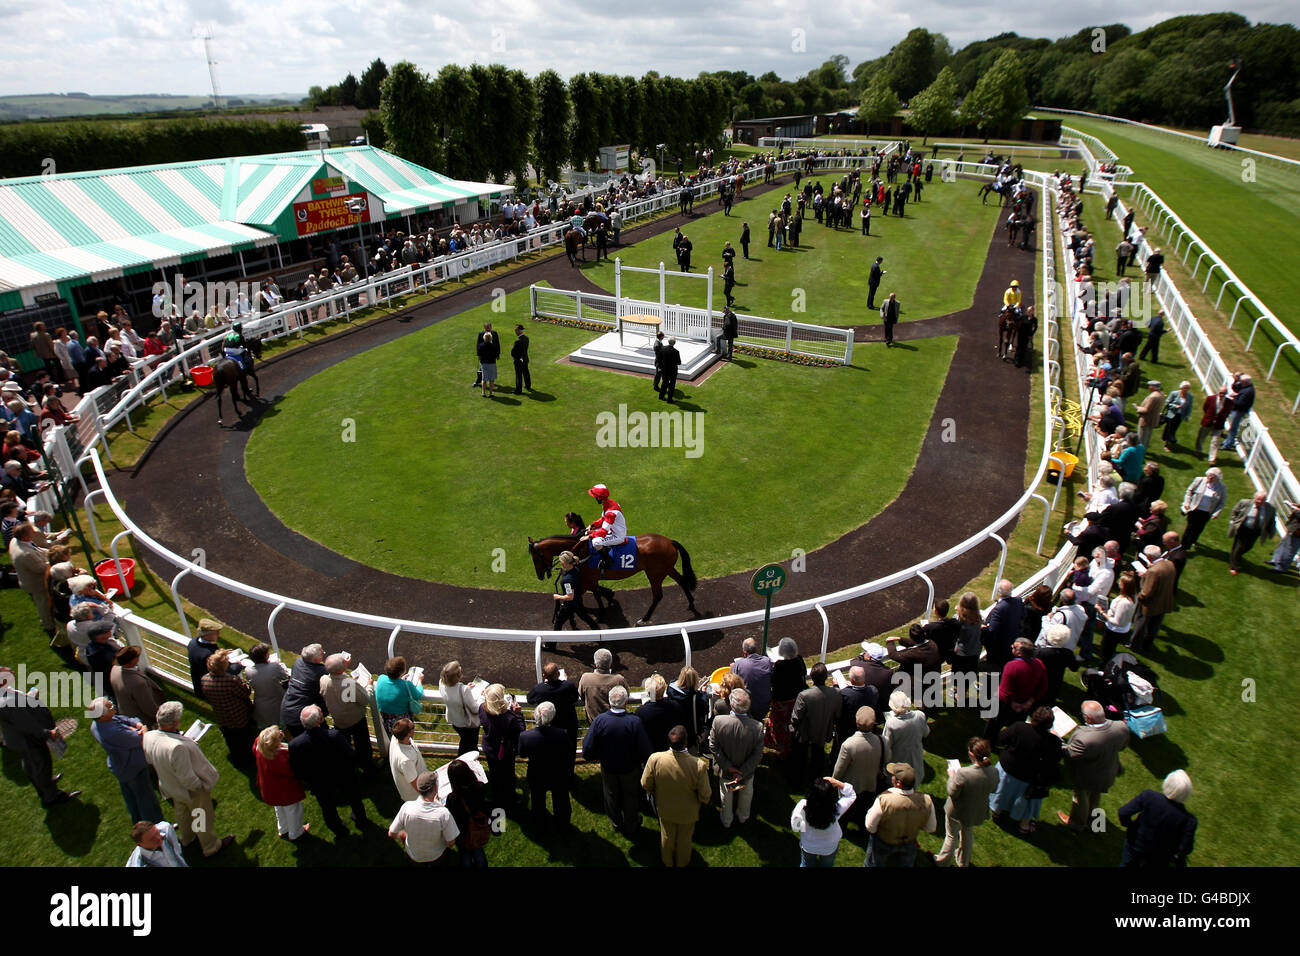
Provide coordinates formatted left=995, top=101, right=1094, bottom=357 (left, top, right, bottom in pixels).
left=186, top=618, right=239, bottom=702
left=578, top=648, right=627, bottom=723
left=243, top=643, right=289, bottom=730
left=281, top=643, right=328, bottom=737
left=439, top=660, right=482, bottom=756
left=527, top=661, right=581, bottom=745
left=377, top=656, right=426, bottom=738
left=320, top=653, right=376, bottom=774
left=200, top=649, right=256, bottom=769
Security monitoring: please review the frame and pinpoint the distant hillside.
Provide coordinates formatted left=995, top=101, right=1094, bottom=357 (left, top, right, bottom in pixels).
left=0, top=93, right=306, bottom=122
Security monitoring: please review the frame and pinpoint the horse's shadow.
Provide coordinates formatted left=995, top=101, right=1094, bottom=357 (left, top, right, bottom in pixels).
left=223, top=394, right=279, bottom=431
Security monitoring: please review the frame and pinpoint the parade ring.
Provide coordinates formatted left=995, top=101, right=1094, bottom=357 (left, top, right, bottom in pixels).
left=105, top=167, right=1046, bottom=689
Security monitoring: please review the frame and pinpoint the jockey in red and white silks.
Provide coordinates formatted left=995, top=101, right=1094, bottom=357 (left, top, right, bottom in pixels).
left=581, top=482, right=627, bottom=569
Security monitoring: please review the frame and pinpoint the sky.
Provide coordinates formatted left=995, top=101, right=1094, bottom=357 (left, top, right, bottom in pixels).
left=0, top=0, right=1295, bottom=97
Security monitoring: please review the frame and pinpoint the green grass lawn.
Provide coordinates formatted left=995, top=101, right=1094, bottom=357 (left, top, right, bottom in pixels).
left=244, top=289, right=956, bottom=589
left=1039, top=112, right=1300, bottom=346
left=582, top=172, right=997, bottom=324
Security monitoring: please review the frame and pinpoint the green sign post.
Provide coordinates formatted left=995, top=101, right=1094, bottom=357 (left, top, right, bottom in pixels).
left=750, top=563, right=787, bottom=649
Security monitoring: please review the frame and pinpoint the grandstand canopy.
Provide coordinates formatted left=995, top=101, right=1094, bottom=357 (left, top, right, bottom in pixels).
left=0, top=146, right=511, bottom=306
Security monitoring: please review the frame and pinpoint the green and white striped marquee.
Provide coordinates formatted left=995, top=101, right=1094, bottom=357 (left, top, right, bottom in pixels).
left=0, top=146, right=512, bottom=305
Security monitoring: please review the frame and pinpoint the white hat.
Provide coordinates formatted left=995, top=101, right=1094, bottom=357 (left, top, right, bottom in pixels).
left=860, top=641, right=887, bottom=660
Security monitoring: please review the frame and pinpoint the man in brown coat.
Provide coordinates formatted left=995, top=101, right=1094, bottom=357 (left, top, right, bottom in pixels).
left=640, top=725, right=711, bottom=866
left=110, top=645, right=169, bottom=729
left=1135, top=380, right=1165, bottom=450
left=1133, top=544, right=1177, bottom=652
left=578, top=648, right=627, bottom=722
left=1058, top=700, right=1130, bottom=832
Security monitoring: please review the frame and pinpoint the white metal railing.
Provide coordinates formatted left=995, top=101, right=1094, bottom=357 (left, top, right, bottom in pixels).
left=1041, top=107, right=1300, bottom=175
left=63, top=172, right=1060, bottom=696
left=1060, top=131, right=1135, bottom=184
left=1069, top=183, right=1299, bottom=538
left=45, top=166, right=1093, bottom=759
left=528, top=285, right=854, bottom=364
left=1106, top=179, right=1300, bottom=411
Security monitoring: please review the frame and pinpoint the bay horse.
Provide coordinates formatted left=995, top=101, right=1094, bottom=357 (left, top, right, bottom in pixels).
left=564, top=228, right=587, bottom=267
left=528, top=513, right=698, bottom=625
left=978, top=179, right=1010, bottom=206
left=997, top=306, right=1021, bottom=362
left=211, top=337, right=263, bottom=425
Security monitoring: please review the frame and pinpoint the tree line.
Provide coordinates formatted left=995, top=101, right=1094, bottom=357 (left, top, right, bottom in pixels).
left=378, top=64, right=732, bottom=186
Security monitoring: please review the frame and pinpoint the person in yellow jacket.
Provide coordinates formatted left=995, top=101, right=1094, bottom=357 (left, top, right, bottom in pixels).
left=1003, top=279, right=1022, bottom=308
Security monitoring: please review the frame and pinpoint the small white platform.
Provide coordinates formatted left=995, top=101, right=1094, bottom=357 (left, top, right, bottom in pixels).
left=569, top=331, right=718, bottom=380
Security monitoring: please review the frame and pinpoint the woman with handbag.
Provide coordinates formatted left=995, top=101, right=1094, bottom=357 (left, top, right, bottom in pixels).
left=766, top=638, right=806, bottom=758
left=478, top=683, right=524, bottom=812
left=438, top=660, right=481, bottom=755
left=446, top=758, right=492, bottom=867
left=990, top=706, right=1062, bottom=835
left=667, top=665, right=711, bottom=755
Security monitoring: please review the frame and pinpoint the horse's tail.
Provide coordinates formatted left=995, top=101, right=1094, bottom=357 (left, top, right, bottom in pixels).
left=672, top=540, right=697, bottom=593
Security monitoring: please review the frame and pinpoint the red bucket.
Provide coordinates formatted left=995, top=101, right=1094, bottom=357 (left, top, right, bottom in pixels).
left=94, top=558, right=136, bottom=595
left=191, top=365, right=214, bottom=386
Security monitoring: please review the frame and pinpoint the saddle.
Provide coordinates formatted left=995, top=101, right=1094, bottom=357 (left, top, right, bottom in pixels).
left=587, top=537, right=637, bottom=572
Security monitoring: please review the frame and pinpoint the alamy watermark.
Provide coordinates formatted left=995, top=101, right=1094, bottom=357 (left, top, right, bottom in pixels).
left=595, top=403, right=704, bottom=458
left=1, top=665, right=105, bottom=717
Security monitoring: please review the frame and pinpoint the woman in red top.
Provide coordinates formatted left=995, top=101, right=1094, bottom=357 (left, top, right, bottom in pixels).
left=3, top=429, right=39, bottom=465
left=254, top=726, right=309, bottom=840
left=983, top=638, right=1047, bottom=742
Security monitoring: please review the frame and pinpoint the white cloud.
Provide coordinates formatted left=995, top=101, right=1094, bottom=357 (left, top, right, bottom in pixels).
left=0, top=0, right=1291, bottom=96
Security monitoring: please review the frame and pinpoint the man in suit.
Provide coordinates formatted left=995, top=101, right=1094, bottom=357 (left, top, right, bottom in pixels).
left=111, top=645, right=169, bottom=729
left=635, top=674, right=683, bottom=753
left=1226, top=490, right=1277, bottom=574
left=1139, top=311, right=1165, bottom=362
left=641, top=725, right=710, bottom=866
left=720, top=307, right=738, bottom=360
left=1119, top=769, right=1198, bottom=867
left=832, top=705, right=882, bottom=830
left=280, top=642, right=328, bottom=736
left=739, top=223, right=750, bottom=260
left=1058, top=700, right=1130, bottom=832
left=730, top=637, right=773, bottom=721
left=287, top=704, right=369, bottom=835
left=651, top=331, right=666, bottom=394
left=518, top=701, right=574, bottom=830
left=879, top=293, right=900, bottom=347
left=867, top=256, right=884, bottom=310
left=8, top=522, right=53, bottom=632
left=1133, top=545, right=1177, bottom=652
left=527, top=661, right=580, bottom=743
left=709, top=688, right=764, bottom=828
left=677, top=234, right=693, bottom=272
left=471, top=321, right=493, bottom=387
left=722, top=259, right=736, bottom=307
left=142, top=701, right=234, bottom=856
left=658, top=336, right=681, bottom=404
left=582, top=684, right=653, bottom=834
left=510, top=324, right=531, bottom=395
left=0, top=681, right=80, bottom=806
left=790, top=662, right=841, bottom=785
left=982, top=580, right=1025, bottom=672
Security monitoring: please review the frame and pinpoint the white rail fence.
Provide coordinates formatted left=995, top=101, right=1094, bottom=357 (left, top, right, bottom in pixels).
left=48, top=169, right=1071, bottom=754
left=1088, top=190, right=1300, bottom=521
left=1039, top=107, right=1300, bottom=175
left=528, top=285, right=854, bottom=364
left=1104, top=180, right=1300, bottom=411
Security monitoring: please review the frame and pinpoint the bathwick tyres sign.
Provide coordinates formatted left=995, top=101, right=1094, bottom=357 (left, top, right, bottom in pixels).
left=293, top=193, right=371, bottom=237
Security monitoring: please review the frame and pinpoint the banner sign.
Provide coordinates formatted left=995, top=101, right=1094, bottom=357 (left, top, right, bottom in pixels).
left=293, top=193, right=369, bottom=237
